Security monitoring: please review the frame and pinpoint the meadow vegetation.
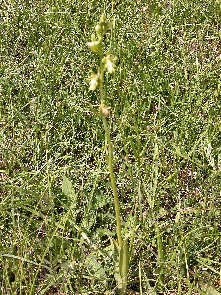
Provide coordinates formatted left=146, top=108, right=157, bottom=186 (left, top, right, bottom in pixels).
left=0, top=1, right=220, bottom=294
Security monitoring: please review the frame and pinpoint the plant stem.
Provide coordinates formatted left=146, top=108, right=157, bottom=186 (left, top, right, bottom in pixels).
left=102, top=115, right=122, bottom=248
left=99, top=56, right=122, bottom=249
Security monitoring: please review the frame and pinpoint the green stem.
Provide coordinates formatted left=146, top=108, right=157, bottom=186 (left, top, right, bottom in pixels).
left=99, top=57, right=122, bottom=249
left=102, top=115, right=122, bottom=248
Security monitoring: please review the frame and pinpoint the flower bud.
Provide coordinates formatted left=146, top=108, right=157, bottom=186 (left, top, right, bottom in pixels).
left=98, top=14, right=111, bottom=34
left=95, top=24, right=102, bottom=35
left=100, top=14, right=106, bottom=25
left=100, top=103, right=111, bottom=117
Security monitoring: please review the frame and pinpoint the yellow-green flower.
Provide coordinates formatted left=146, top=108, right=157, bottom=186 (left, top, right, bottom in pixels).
left=95, top=24, right=102, bottom=36
left=89, top=73, right=99, bottom=91
left=87, top=34, right=101, bottom=53
left=103, top=55, right=116, bottom=73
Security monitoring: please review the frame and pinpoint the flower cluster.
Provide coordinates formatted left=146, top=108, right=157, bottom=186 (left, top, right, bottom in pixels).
left=88, top=14, right=116, bottom=91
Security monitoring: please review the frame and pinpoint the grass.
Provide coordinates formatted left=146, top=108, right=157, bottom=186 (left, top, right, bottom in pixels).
left=0, top=0, right=220, bottom=294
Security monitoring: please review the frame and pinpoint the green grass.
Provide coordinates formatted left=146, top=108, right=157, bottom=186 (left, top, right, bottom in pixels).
left=0, top=0, right=220, bottom=294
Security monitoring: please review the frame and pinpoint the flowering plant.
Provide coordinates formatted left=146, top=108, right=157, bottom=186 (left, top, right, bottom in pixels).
left=87, top=14, right=129, bottom=294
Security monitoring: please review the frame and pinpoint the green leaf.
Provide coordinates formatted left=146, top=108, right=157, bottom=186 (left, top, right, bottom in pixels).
left=85, top=255, right=106, bottom=280
left=62, top=176, right=74, bottom=197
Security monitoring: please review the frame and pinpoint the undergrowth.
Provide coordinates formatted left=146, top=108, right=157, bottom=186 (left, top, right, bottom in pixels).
left=0, top=1, right=220, bottom=294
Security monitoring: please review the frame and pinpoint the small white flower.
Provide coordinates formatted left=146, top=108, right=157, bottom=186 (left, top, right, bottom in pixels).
left=89, top=73, right=99, bottom=91
left=103, top=55, right=116, bottom=73
left=106, top=58, right=114, bottom=73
